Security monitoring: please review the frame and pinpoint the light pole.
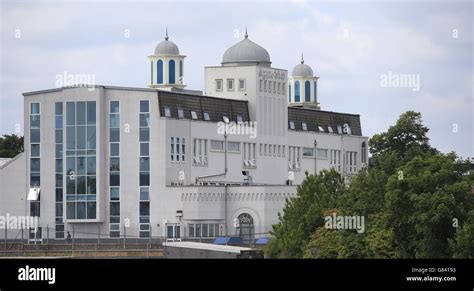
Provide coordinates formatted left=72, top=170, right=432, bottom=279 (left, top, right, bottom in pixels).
left=222, top=116, right=229, bottom=244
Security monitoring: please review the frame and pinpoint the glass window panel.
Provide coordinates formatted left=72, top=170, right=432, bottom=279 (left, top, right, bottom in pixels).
left=110, top=128, right=120, bottom=142
left=140, top=157, right=149, bottom=172
left=87, top=101, right=96, bottom=125
left=56, top=173, right=63, bottom=187
left=55, top=102, right=63, bottom=115
left=76, top=102, right=86, bottom=125
left=76, top=126, right=86, bottom=149
left=228, top=142, right=240, bottom=152
left=30, top=115, right=40, bottom=128
left=55, top=130, right=63, bottom=143
left=110, top=188, right=120, bottom=200
left=139, top=128, right=149, bottom=142
left=66, top=127, right=75, bottom=149
left=56, top=188, right=63, bottom=202
left=110, top=143, right=120, bottom=157
left=110, top=101, right=119, bottom=113
left=76, top=176, right=86, bottom=194
left=87, top=126, right=96, bottom=149
left=76, top=157, right=86, bottom=175
left=140, top=143, right=149, bottom=156
left=140, top=100, right=149, bottom=113
left=189, top=224, right=195, bottom=237
left=140, top=187, right=149, bottom=201
left=30, top=103, right=40, bottom=114
left=110, top=224, right=120, bottom=231
left=140, top=113, right=150, bottom=127
left=87, top=157, right=96, bottom=175
left=164, top=106, right=171, bottom=117
left=76, top=202, right=86, bottom=219
left=110, top=231, right=120, bottom=238
left=55, top=159, right=63, bottom=173
left=66, top=157, right=75, bottom=175
left=31, top=144, right=40, bottom=157
left=55, top=144, right=63, bottom=158
left=202, top=224, right=208, bottom=237
left=66, top=102, right=75, bottom=125
left=30, top=129, right=40, bottom=143
left=87, top=202, right=96, bottom=219
left=30, top=158, right=40, bottom=172
left=66, top=176, right=75, bottom=194
left=110, top=157, right=120, bottom=172
left=110, top=114, right=120, bottom=128
left=56, top=203, right=63, bottom=217
left=55, top=115, right=63, bottom=129
left=110, top=172, right=120, bottom=187
left=66, top=202, right=75, bottom=219
left=87, top=176, right=96, bottom=194
left=139, top=172, right=150, bottom=186
left=110, top=216, right=120, bottom=223
left=203, top=112, right=210, bottom=121
left=140, top=202, right=150, bottom=216
left=110, top=202, right=120, bottom=216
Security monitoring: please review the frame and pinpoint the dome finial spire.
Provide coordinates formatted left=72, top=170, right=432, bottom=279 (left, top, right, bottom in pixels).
left=165, top=27, right=169, bottom=41
left=301, top=52, right=304, bottom=64
left=245, top=26, right=248, bottom=39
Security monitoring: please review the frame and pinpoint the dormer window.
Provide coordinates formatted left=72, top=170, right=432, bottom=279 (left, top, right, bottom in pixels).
left=203, top=112, right=210, bottom=121
left=337, top=125, right=343, bottom=134
left=302, top=122, right=308, bottom=131
left=164, top=106, right=171, bottom=117
left=177, top=108, right=184, bottom=119
left=318, top=125, right=325, bottom=132
left=289, top=121, right=295, bottom=130
left=236, top=115, right=243, bottom=123
left=328, top=126, right=334, bottom=133
left=191, top=111, right=198, bottom=120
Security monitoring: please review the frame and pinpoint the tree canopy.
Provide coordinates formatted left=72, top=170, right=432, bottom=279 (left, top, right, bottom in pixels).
left=265, top=111, right=474, bottom=258
left=0, top=134, right=24, bottom=158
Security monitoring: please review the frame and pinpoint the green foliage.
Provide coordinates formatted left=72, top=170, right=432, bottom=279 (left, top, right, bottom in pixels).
left=0, top=134, right=24, bottom=158
left=265, top=111, right=473, bottom=259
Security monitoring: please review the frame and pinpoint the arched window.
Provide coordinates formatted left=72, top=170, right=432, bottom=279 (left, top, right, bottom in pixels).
left=157, top=60, right=163, bottom=84
left=295, top=81, right=300, bottom=102
left=288, top=84, right=292, bottom=102
left=169, top=60, right=175, bottom=84
left=150, top=61, right=153, bottom=84
left=305, top=80, right=311, bottom=102
left=361, top=142, right=367, bottom=165
left=179, top=60, right=183, bottom=79
left=237, top=213, right=254, bottom=244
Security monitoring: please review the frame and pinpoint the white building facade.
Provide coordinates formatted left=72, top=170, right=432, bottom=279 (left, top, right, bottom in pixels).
left=0, top=31, right=368, bottom=244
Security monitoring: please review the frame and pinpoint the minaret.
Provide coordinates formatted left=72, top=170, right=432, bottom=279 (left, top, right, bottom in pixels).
left=148, top=29, right=186, bottom=90
left=288, top=53, right=320, bottom=109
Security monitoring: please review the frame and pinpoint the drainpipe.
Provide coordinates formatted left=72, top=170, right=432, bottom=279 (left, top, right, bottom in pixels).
left=314, top=140, right=318, bottom=175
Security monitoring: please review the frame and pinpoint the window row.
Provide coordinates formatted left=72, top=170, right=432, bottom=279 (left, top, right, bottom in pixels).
left=258, top=79, right=286, bottom=95
left=215, top=78, right=245, bottom=92
left=188, top=223, right=223, bottom=238
left=289, top=121, right=352, bottom=135
left=163, top=105, right=244, bottom=123
left=259, top=143, right=286, bottom=157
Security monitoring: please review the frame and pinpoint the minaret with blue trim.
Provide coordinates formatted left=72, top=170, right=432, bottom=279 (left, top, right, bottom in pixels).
left=288, top=53, right=320, bottom=109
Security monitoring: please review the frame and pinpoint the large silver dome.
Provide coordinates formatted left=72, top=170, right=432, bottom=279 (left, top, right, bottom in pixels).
left=222, top=32, right=271, bottom=66
left=154, top=30, right=179, bottom=55
left=292, top=55, right=313, bottom=77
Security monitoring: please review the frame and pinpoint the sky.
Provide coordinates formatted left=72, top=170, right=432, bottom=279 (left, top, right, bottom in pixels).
left=0, top=0, right=472, bottom=158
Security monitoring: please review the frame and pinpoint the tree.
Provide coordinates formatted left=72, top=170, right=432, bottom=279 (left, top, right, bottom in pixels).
left=450, top=210, right=474, bottom=258
left=265, top=169, right=345, bottom=258
left=0, top=134, right=24, bottom=158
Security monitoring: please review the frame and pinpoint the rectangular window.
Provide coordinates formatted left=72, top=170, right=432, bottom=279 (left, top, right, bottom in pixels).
left=227, top=141, right=240, bottom=152
left=177, top=108, right=184, bottom=119
left=302, top=122, right=308, bottom=131
left=317, top=148, right=328, bottom=159
left=303, top=147, right=314, bottom=157
left=227, top=79, right=234, bottom=91
left=191, top=111, right=198, bottom=120
left=193, top=139, right=208, bottom=166
left=289, top=121, right=295, bottom=130
left=203, top=112, right=210, bottom=121
left=170, top=137, right=186, bottom=162
left=164, top=106, right=171, bottom=117
left=238, top=79, right=246, bottom=91
left=216, top=79, right=223, bottom=91
left=210, top=140, right=224, bottom=151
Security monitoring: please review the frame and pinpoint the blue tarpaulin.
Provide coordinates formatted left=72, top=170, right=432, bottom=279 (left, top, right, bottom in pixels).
left=213, top=237, right=243, bottom=245
left=255, top=237, right=270, bottom=245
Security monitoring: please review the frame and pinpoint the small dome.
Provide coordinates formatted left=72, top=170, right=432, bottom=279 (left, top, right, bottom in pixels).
left=222, top=30, right=271, bottom=65
left=154, top=29, right=179, bottom=55
left=292, top=54, right=314, bottom=77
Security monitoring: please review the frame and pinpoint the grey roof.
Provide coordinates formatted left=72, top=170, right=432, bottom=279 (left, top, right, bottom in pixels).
left=222, top=35, right=271, bottom=66
left=288, top=107, right=362, bottom=136
left=292, top=63, right=313, bottom=77
left=158, top=91, right=250, bottom=122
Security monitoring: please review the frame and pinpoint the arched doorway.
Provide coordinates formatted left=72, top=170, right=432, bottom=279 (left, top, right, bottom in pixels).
left=237, top=213, right=254, bottom=244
